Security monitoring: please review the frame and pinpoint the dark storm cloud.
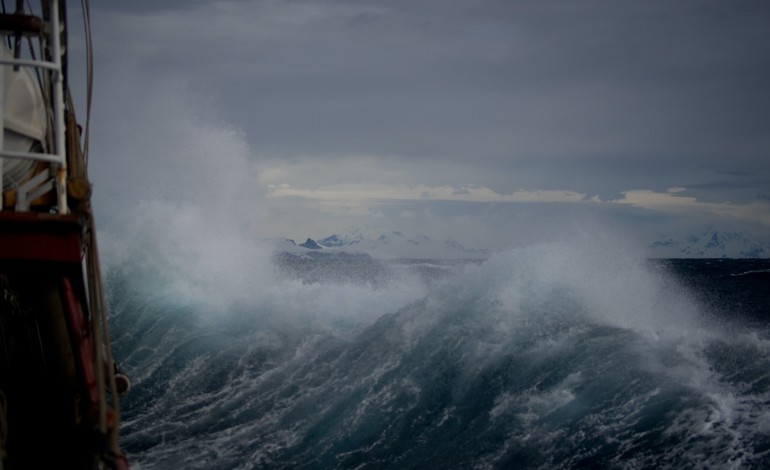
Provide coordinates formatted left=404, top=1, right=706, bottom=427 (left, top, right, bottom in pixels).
left=90, top=0, right=770, bottom=182
left=82, top=0, right=770, bottom=237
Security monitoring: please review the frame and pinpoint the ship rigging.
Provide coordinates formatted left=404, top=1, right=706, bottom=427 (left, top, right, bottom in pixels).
left=0, top=0, right=128, bottom=468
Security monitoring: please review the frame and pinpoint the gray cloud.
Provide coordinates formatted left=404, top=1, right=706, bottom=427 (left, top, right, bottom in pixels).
left=77, top=0, right=770, bottom=245
left=89, top=2, right=770, bottom=157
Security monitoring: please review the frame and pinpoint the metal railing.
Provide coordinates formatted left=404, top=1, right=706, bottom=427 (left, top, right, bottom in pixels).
left=0, top=0, right=68, bottom=214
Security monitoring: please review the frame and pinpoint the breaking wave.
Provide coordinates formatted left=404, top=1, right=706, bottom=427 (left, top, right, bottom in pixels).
left=103, top=228, right=770, bottom=469
left=91, top=69, right=770, bottom=469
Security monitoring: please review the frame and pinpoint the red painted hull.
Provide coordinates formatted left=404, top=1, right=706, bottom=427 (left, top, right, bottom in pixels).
left=0, top=212, right=127, bottom=469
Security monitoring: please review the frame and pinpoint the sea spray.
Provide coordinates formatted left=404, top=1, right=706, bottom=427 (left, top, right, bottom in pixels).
left=87, top=64, right=769, bottom=470
left=104, top=231, right=770, bottom=469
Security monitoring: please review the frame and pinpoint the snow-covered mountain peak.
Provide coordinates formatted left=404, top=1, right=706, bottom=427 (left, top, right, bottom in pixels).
left=649, top=227, right=768, bottom=258
left=274, top=230, right=490, bottom=260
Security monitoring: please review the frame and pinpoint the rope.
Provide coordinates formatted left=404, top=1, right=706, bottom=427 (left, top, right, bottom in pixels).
left=87, top=212, right=123, bottom=451
left=80, top=0, right=92, bottom=164
left=77, top=0, right=123, bottom=456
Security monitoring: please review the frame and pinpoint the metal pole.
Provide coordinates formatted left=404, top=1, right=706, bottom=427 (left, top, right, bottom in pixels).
left=50, top=0, right=68, bottom=214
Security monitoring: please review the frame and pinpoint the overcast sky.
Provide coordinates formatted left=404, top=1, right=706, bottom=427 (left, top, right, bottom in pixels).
left=72, top=0, right=770, bottom=250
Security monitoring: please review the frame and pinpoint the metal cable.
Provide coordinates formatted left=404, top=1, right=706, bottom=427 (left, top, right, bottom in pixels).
left=80, top=0, right=92, bottom=164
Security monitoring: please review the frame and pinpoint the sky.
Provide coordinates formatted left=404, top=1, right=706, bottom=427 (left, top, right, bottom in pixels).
left=68, top=0, right=770, bottom=251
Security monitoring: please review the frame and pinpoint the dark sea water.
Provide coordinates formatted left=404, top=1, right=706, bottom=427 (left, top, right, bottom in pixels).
left=106, top=247, right=770, bottom=469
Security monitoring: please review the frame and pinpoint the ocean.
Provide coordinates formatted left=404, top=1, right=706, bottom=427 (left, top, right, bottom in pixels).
left=104, top=242, right=770, bottom=469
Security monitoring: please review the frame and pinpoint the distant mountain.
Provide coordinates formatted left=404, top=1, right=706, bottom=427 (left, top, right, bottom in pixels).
left=273, top=228, right=767, bottom=260
left=299, top=238, right=322, bottom=249
left=317, top=234, right=363, bottom=248
left=649, top=227, right=769, bottom=258
left=271, top=231, right=490, bottom=260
